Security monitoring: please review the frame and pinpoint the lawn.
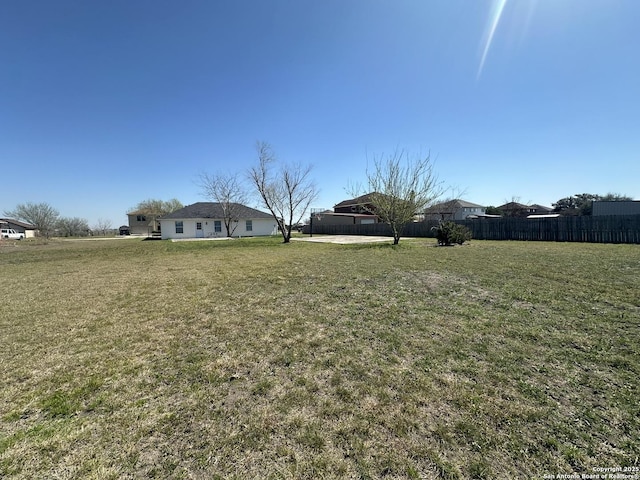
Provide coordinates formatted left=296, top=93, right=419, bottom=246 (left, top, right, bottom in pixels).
left=1, top=237, right=638, bottom=479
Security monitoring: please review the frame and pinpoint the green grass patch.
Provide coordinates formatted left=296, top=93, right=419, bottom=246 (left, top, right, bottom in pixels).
left=1, top=237, right=639, bottom=478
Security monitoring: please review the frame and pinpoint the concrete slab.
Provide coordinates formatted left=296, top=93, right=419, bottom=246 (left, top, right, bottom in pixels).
left=291, top=235, right=396, bottom=244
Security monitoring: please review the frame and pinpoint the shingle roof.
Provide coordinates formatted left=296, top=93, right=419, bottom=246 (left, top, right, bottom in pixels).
left=160, top=202, right=273, bottom=220
left=497, top=201, right=529, bottom=210
left=0, top=218, right=36, bottom=229
left=425, top=199, right=485, bottom=212
left=529, top=204, right=552, bottom=212
left=452, top=199, right=485, bottom=208
left=333, top=193, right=379, bottom=209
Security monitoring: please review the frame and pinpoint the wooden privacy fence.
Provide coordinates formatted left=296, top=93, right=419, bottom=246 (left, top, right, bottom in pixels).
left=304, top=215, right=640, bottom=244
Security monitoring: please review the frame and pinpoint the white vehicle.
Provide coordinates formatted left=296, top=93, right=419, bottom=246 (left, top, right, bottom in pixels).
left=1, top=228, right=24, bottom=240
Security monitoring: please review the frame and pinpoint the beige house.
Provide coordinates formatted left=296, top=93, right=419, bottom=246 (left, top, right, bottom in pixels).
left=126, top=211, right=161, bottom=236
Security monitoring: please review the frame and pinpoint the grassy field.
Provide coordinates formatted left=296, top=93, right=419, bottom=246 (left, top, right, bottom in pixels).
left=1, top=236, right=638, bottom=479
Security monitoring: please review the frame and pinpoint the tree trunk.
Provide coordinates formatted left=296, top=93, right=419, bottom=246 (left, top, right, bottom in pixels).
left=282, top=226, right=293, bottom=243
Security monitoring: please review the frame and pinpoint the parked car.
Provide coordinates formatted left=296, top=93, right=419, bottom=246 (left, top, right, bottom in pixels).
left=1, top=228, right=24, bottom=240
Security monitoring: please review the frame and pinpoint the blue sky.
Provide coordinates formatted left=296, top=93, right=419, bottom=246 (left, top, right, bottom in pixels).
left=2, top=0, right=639, bottom=226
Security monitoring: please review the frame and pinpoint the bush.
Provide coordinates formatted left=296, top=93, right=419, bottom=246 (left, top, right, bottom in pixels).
left=433, top=221, right=472, bottom=246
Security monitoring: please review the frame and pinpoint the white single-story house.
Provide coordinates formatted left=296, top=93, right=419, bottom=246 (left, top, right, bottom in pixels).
left=159, top=202, right=277, bottom=240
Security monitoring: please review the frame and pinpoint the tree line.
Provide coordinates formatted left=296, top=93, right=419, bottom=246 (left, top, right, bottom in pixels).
left=3, top=203, right=115, bottom=238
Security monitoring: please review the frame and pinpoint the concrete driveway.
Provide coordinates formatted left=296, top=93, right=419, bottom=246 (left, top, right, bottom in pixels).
left=291, top=235, right=397, bottom=244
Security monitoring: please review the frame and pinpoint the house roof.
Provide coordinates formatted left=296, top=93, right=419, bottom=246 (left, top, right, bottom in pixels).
left=0, top=218, right=36, bottom=229
left=333, top=193, right=379, bottom=209
left=160, top=202, right=273, bottom=220
left=497, top=202, right=530, bottom=210
left=451, top=199, right=485, bottom=208
left=425, top=199, right=485, bottom=212
left=529, top=204, right=552, bottom=212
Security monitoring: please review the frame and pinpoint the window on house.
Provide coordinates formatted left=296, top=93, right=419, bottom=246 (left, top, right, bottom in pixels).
left=137, top=215, right=146, bottom=222
left=246, top=220, right=253, bottom=232
left=196, top=222, right=202, bottom=230
left=175, top=221, right=183, bottom=234
left=214, top=220, right=222, bottom=233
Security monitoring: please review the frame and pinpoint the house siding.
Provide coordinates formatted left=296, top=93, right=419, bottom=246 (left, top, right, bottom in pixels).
left=334, top=205, right=374, bottom=215
left=160, top=218, right=277, bottom=240
left=312, top=213, right=380, bottom=226
left=127, top=213, right=160, bottom=236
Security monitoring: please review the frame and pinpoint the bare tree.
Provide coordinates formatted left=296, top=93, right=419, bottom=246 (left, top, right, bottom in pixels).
left=354, top=149, right=443, bottom=245
left=57, top=217, right=90, bottom=237
left=4, top=202, right=59, bottom=238
left=198, top=172, right=249, bottom=237
left=249, top=142, right=319, bottom=243
left=132, top=198, right=183, bottom=216
left=92, top=218, right=113, bottom=236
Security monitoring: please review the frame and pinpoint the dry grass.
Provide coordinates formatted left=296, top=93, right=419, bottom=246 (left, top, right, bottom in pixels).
left=1, top=237, right=639, bottom=479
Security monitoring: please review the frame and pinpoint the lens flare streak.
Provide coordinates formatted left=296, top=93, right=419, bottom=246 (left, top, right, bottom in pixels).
left=477, top=0, right=508, bottom=79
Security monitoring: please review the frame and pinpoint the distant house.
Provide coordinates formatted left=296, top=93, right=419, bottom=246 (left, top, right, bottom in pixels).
left=592, top=201, right=640, bottom=216
left=497, top=202, right=533, bottom=217
left=333, top=193, right=380, bottom=215
left=529, top=204, right=553, bottom=214
left=0, top=218, right=37, bottom=238
left=311, top=211, right=380, bottom=226
left=304, top=194, right=382, bottom=227
left=127, top=210, right=161, bottom=236
left=158, top=202, right=277, bottom=240
left=423, top=200, right=487, bottom=221
left=497, top=202, right=552, bottom=217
